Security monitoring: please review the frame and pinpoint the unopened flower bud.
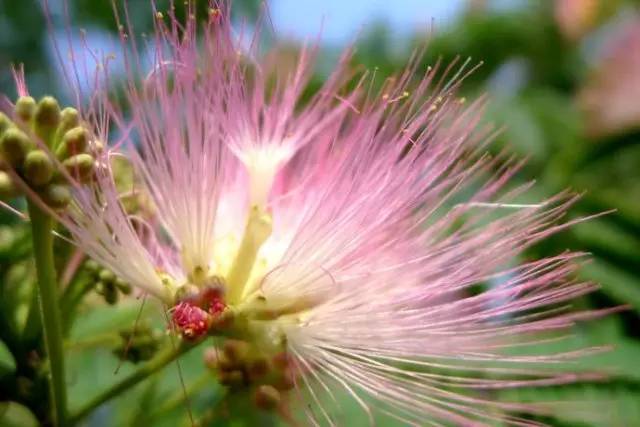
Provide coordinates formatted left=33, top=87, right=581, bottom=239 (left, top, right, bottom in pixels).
left=114, top=277, right=132, bottom=295
left=34, top=96, right=61, bottom=143
left=0, top=171, right=20, bottom=199
left=0, top=128, right=31, bottom=167
left=14, top=96, right=36, bottom=122
left=98, top=268, right=116, bottom=283
left=84, top=259, right=100, bottom=273
left=63, top=153, right=94, bottom=182
left=247, top=357, right=269, bottom=380
left=56, top=127, right=88, bottom=159
left=58, top=107, right=79, bottom=135
left=219, top=355, right=241, bottom=373
left=223, top=339, right=250, bottom=362
left=203, top=347, right=221, bottom=370
left=24, top=150, right=54, bottom=186
left=274, top=370, right=295, bottom=391
left=95, top=280, right=106, bottom=294
left=253, top=385, right=281, bottom=411
left=114, top=322, right=160, bottom=363
left=103, top=282, right=119, bottom=305
left=0, top=113, right=11, bottom=137
left=209, top=308, right=234, bottom=331
left=218, top=369, right=244, bottom=387
left=272, top=352, right=290, bottom=371
left=40, top=183, right=71, bottom=209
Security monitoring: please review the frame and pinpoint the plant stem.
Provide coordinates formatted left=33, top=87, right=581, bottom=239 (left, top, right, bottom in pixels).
left=28, top=201, right=67, bottom=426
left=68, top=341, right=196, bottom=426
left=148, top=373, right=213, bottom=420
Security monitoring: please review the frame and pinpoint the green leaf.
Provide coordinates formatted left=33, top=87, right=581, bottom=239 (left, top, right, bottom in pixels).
left=500, top=385, right=640, bottom=426
left=580, top=259, right=640, bottom=312
left=69, top=300, right=158, bottom=341
left=504, top=317, right=640, bottom=382
left=0, top=402, right=39, bottom=427
left=0, top=340, right=16, bottom=376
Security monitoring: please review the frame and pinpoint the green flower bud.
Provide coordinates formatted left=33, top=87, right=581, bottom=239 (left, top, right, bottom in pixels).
left=223, top=339, right=250, bottom=362
left=253, top=385, right=281, bottom=411
left=103, top=282, right=119, bottom=305
left=216, top=353, right=240, bottom=372
left=218, top=369, right=244, bottom=387
left=56, top=127, right=88, bottom=159
left=94, top=280, right=106, bottom=295
left=14, top=96, right=36, bottom=122
left=0, top=171, right=20, bottom=199
left=24, top=150, right=54, bottom=186
left=63, top=153, right=94, bottom=182
left=40, top=183, right=71, bottom=209
left=58, top=107, right=79, bottom=135
left=0, top=113, right=12, bottom=137
left=114, top=323, right=160, bottom=363
left=91, top=140, right=105, bottom=154
left=34, top=96, right=61, bottom=143
left=0, top=225, right=16, bottom=253
left=98, top=268, right=115, bottom=284
left=0, top=128, right=31, bottom=167
left=84, top=259, right=100, bottom=273
left=114, top=277, right=132, bottom=295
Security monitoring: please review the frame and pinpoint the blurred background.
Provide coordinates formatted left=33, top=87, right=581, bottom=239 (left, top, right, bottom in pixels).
left=1, top=0, right=640, bottom=425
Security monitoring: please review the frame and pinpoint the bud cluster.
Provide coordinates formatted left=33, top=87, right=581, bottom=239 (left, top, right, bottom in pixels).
left=0, top=96, right=98, bottom=209
left=113, top=321, right=162, bottom=363
left=204, top=341, right=294, bottom=412
left=84, top=259, right=132, bottom=305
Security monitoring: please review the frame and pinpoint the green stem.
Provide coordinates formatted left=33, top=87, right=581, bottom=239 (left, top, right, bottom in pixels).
left=68, top=341, right=196, bottom=426
left=22, top=280, right=42, bottom=344
left=28, top=201, right=67, bottom=427
left=149, top=373, right=213, bottom=420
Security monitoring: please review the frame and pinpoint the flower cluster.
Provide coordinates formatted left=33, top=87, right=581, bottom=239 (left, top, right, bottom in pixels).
left=2, top=2, right=612, bottom=425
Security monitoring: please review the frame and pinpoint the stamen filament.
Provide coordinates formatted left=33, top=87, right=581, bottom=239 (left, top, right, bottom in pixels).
left=226, top=205, right=272, bottom=304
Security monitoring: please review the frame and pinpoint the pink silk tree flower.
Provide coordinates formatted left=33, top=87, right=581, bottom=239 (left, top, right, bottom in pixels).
left=5, top=2, right=617, bottom=425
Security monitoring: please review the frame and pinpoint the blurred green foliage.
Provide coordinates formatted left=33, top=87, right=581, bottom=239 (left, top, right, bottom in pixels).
left=1, top=0, right=640, bottom=426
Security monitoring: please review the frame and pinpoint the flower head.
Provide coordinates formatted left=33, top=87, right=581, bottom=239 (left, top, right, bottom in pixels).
left=5, top=2, right=614, bottom=425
